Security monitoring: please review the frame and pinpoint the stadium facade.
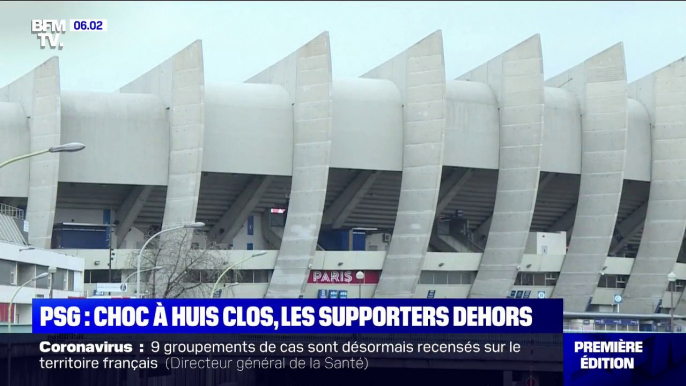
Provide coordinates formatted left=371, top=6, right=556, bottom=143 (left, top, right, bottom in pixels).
left=1, top=31, right=685, bottom=326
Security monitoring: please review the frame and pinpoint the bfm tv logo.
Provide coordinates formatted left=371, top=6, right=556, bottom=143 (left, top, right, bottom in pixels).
left=32, top=20, right=66, bottom=49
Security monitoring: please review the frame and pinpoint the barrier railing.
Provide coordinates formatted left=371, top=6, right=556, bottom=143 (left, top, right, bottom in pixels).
left=0, top=203, right=24, bottom=220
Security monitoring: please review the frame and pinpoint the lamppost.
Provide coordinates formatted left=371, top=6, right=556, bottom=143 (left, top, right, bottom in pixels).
left=124, top=266, right=163, bottom=283
left=7, top=272, right=50, bottom=333
left=668, top=271, right=677, bottom=333
left=135, top=222, right=205, bottom=297
left=210, top=251, right=267, bottom=298
left=356, top=271, right=365, bottom=298
left=0, top=142, right=86, bottom=170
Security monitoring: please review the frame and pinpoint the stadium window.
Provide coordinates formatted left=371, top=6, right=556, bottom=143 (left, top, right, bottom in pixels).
left=515, top=273, right=534, bottom=286
left=237, top=270, right=253, bottom=284
left=545, top=272, right=559, bottom=286
left=462, top=272, right=476, bottom=284
left=597, top=274, right=627, bottom=289
left=182, top=269, right=202, bottom=283
left=419, top=271, right=433, bottom=284
left=35, top=266, right=49, bottom=289
left=0, top=260, right=17, bottom=285
left=514, top=272, right=558, bottom=286
left=253, top=270, right=271, bottom=283
left=85, top=270, right=110, bottom=284
left=68, top=271, right=75, bottom=291
left=433, top=271, right=449, bottom=285
left=419, top=271, right=476, bottom=285
left=53, top=269, right=68, bottom=291
left=110, top=269, right=122, bottom=283
left=447, top=272, right=462, bottom=285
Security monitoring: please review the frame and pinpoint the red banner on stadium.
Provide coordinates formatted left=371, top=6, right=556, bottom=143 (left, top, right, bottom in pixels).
left=308, top=270, right=380, bottom=284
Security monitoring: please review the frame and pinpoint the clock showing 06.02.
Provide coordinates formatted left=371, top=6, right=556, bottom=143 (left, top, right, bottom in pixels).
left=70, top=19, right=108, bottom=32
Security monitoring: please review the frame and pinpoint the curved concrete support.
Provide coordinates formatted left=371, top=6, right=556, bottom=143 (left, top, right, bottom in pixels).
left=0, top=57, right=61, bottom=248
left=251, top=33, right=333, bottom=298
left=548, top=44, right=628, bottom=311
left=362, top=31, right=447, bottom=298
left=623, top=57, right=686, bottom=314
left=60, top=91, right=170, bottom=186
left=0, top=103, right=29, bottom=198
left=461, top=35, right=545, bottom=298
left=119, top=40, right=205, bottom=230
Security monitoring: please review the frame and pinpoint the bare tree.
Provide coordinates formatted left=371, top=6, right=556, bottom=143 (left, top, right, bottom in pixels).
left=127, top=230, right=240, bottom=298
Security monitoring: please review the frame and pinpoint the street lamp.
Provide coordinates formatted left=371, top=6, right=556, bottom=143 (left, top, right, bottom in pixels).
left=668, top=271, right=677, bottom=333
left=135, top=222, right=205, bottom=297
left=0, top=142, right=85, bottom=170
left=356, top=271, right=365, bottom=299
left=124, top=266, right=163, bottom=283
left=7, top=272, right=49, bottom=333
left=210, top=251, right=267, bottom=298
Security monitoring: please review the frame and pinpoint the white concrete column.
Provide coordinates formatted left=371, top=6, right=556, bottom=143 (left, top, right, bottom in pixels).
left=119, top=40, right=206, bottom=231
left=623, top=57, right=686, bottom=314
left=461, top=35, right=545, bottom=298
left=0, top=57, right=62, bottom=248
left=548, top=44, right=628, bottom=311
left=362, top=31, right=447, bottom=298
left=248, top=33, right=333, bottom=298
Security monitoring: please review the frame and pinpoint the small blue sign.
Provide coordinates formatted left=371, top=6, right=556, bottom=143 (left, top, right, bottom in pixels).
left=247, top=215, right=254, bottom=235
left=537, top=291, right=546, bottom=299
left=317, top=289, right=327, bottom=299
left=614, top=294, right=623, bottom=304
left=339, top=290, right=348, bottom=299
left=328, top=290, right=339, bottom=299
left=427, top=290, right=436, bottom=299
left=516, top=290, right=524, bottom=299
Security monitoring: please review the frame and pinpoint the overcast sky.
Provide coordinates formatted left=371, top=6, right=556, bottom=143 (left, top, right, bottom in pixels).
left=0, top=1, right=684, bottom=91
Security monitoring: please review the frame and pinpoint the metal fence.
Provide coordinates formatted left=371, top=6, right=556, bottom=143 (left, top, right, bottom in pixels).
left=0, top=203, right=24, bottom=220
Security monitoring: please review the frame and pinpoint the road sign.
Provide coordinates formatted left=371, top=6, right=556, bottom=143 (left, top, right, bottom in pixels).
left=537, top=291, right=546, bottom=299
left=212, top=289, right=222, bottom=299
left=523, top=290, right=531, bottom=299
left=526, top=376, right=537, bottom=386
left=317, top=289, right=328, bottom=299
left=339, top=290, right=348, bottom=299
left=95, top=283, right=127, bottom=293
left=328, top=290, right=339, bottom=299
left=427, top=290, right=436, bottom=299
left=614, top=294, right=623, bottom=304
